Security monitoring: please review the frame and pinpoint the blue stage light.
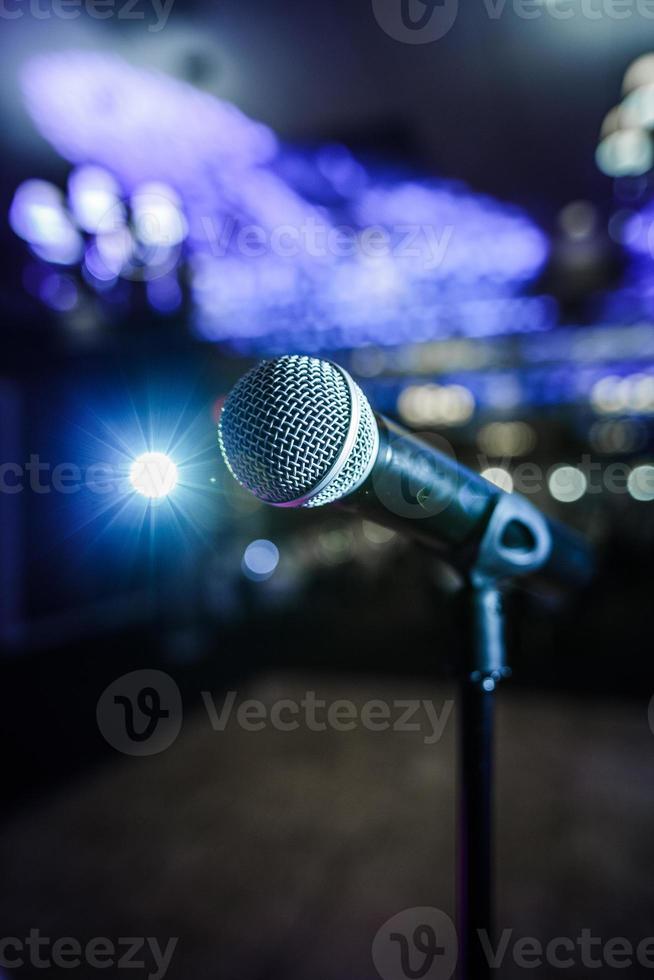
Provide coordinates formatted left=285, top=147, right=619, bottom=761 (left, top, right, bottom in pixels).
left=130, top=452, right=178, bottom=499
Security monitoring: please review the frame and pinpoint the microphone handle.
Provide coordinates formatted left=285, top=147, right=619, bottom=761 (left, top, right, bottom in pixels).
left=342, top=416, right=594, bottom=589
left=346, top=415, right=499, bottom=550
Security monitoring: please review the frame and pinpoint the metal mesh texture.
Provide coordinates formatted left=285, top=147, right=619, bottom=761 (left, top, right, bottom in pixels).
left=218, top=356, right=378, bottom=507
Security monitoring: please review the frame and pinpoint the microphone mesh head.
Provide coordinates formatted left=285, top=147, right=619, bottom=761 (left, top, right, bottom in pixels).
left=218, top=355, right=378, bottom=507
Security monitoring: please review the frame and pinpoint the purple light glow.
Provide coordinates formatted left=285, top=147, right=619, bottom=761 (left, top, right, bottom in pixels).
left=189, top=172, right=551, bottom=349
left=147, top=276, right=183, bottom=314
left=622, top=204, right=654, bottom=259
left=18, top=50, right=552, bottom=350
left=315, top=145, right=368, bottom=198
left=131, top=183, right=187, bottom=248
left=356, top=181, right=549, bottom=283
left=596, top=258, right=654, bottom=326
left=609, top=203, right=654, bottom=322
left=22, top=52, right=277, bottom=186
left=84, top=243, right=119, bottom=286
left=38, top=272, right=78, bottom=312
left=21, top=51, right=328, bottom=252
left=192, top=256, right=555, bottom=352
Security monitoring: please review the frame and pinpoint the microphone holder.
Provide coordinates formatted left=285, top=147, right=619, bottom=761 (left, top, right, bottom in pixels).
left=456, top=493, right=551, bottom=980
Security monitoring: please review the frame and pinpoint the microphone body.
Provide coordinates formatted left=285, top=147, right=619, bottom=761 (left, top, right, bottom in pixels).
left=351, top=414, right=496, bottom=548
left=218, top=356, right=594, bottom=590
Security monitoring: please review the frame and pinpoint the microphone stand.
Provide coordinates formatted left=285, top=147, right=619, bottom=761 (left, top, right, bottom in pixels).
left=455, top=494, right=553, bottom=980
left=457, top=582, right=507, bottom=980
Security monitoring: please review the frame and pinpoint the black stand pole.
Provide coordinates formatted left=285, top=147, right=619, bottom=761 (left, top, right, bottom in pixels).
left=446, top=491, right=583, bottom=979
left=457, top=582, right=508, bottom=980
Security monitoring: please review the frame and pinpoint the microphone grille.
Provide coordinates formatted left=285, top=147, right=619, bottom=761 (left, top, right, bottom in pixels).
left=218, top=355, right=378, bottom=507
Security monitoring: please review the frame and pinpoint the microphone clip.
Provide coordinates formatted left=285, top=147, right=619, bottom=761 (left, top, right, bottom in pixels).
left=463, top=493, right=551, bottom=688
left=471, top=492, right=552, bottom=590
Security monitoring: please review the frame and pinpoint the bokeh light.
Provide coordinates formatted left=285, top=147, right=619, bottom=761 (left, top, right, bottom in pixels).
left=67, top=166, right=123, bottom=234
left=242, top=540, right=280, bottom=581
left=397, top=383, right=475, bottom=427
left=477, top=421, right=536, bottom=457
left=596, top=130, right=653, bottom=178
left=480, top=467, right=514, bottom=493
left=548, top=466, right=587, bottom=503
left=628, top=464, right=654, bottom=502
left=9, top=179, right=82, bottom=265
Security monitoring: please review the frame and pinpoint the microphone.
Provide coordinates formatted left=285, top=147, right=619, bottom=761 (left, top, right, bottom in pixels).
left=218, top=355, right=594, bottom=589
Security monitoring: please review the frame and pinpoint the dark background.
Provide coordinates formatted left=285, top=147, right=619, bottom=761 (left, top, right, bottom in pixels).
left=0, top=2, right=653, bottom=978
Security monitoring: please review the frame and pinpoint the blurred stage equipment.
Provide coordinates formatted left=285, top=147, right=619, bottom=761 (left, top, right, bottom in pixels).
left=218, top=355, right=595, bottom=980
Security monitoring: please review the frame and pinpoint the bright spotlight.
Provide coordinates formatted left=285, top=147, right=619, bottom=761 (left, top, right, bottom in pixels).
left=130, top=452, right=178, bottom=499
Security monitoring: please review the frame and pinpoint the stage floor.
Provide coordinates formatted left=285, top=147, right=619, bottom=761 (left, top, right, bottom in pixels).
left=1, top=676, right=652, bottom=979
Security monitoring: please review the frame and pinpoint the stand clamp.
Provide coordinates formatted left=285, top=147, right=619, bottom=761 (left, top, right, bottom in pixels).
left=466, top=493, right=552, bottom=687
